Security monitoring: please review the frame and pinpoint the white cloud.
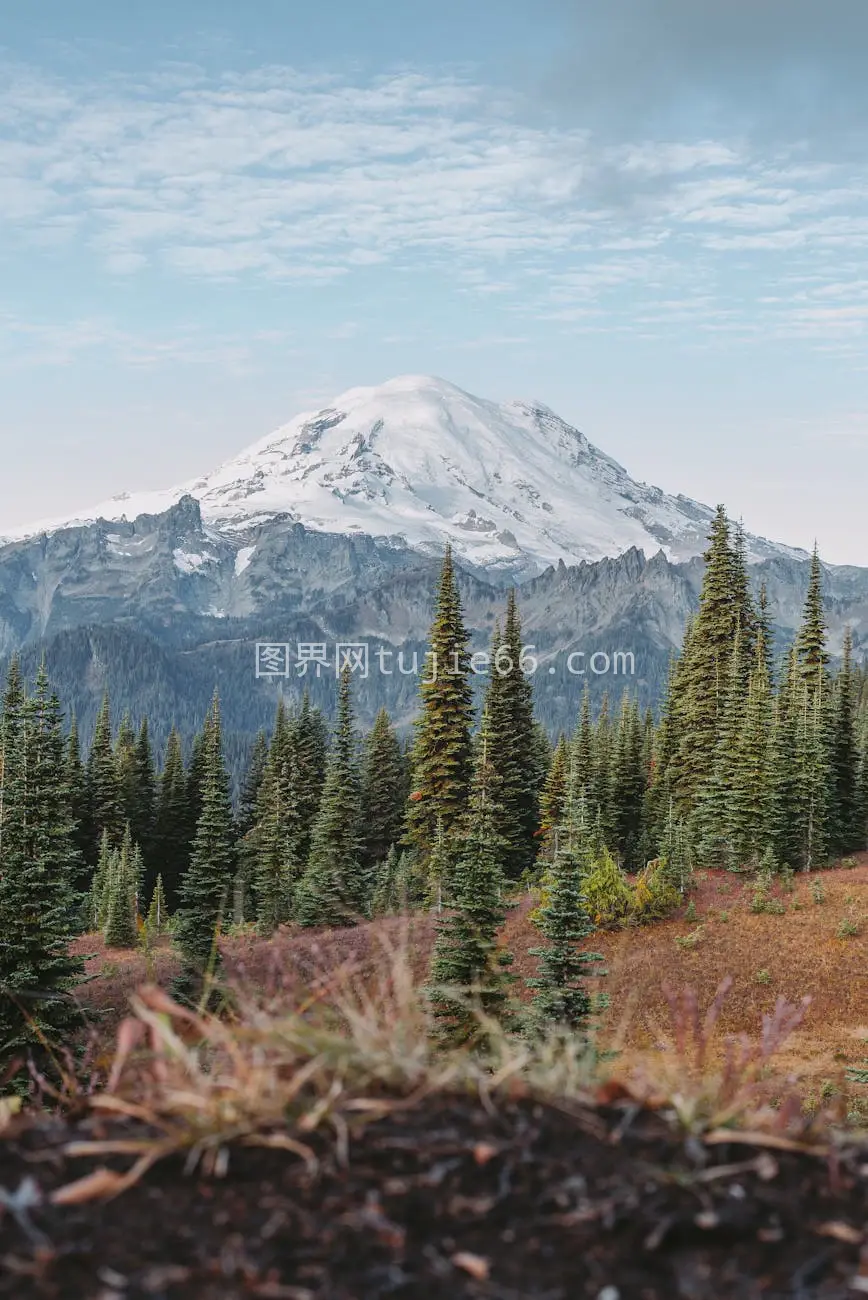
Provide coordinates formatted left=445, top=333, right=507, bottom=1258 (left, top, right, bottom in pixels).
left=0, top=58, right=866, bottom=356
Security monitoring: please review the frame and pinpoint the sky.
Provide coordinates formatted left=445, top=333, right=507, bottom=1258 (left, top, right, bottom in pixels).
left=1, top=0, right=868, bottom=562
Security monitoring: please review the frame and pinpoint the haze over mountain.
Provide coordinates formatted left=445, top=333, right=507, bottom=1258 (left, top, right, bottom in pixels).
left=2, top=376, right=806, bottom=578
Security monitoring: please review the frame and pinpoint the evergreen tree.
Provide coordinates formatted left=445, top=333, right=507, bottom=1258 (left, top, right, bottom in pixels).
left=104, top=826, right=138, bottom=949
left=406, top=544, right=474, bottom=855
left=174, top=694, right=236, bottom=988
left=252, top=743, right=302, bottom=935
left=486, top=590, right=540, bottom=878
left=428, top=714, right=513, bottom=1046
left=130, top=720, right=157, bottom=899
left=295, top=668, right=365, bottom=927
left=237, top=730, right=268, bottom=839
left=360, top=708, right=406, bottom=871
left=796, top=545, right=830, bottom=700
left=146, top=874, right=170, bottom=934
left=591, top=692, right=614, bottom=842
left=293, top=692, right=328, bottom=864
left=538, top=735, right=568, bottom=865
left=672, top=508, right=742, bottom=809
left=830, top=628, right=863, bottom=855
left=151, top=728, right=190, bottom=912
left=0, top=660, right=85, bottom=1068
left=64, top=713, right=91, bottom=882
left=609, top=693, right=646, bottom=870
left=86, top=691, right=123, bottom=861
left=727, top=628, right=774, bottom=867
left=526, top=795, right=605, bottom=1038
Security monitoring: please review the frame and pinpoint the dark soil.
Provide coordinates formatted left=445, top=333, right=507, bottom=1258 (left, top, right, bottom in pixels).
left=1, top=1096, right=867, bottom=1300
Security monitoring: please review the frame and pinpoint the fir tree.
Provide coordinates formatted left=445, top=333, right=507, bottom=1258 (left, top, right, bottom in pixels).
left=538, top=735, right=569, bottom=865
left=252, top=743, right=302, bottom=935
left=526, top=795, right=605, bottom=1038
left=64, top=713, right=91, bottom=884
left=296, top=668, right=364, bottom=926
left=293, top=692, right=328, bottom=864
left=86, top=691, right=123, bottom=861
left=427, top=715, right=513, bottom=1047
left=146, top=874, right=170, bottom=934
left=174, top=694, right=236, bottom=988
left=486, top=590, right=540, bottom=878
left=130, top=719, right=157, bottom=900
left=237, top=730, right=268, bottom=839
left=360, top=708, right=406, bottom=871
left=609, top=692, right=646, bottom=870
left=0, top=660, right=85, bottom=1068
left=104, top=825, right=138, bottom=949
left=830, top=628, right=863, bottom=855
left=151, top=728, right=190, bottom=912
left=406, top=544, right=474, bottom=855
left=796, top=545, right=830, bottom=700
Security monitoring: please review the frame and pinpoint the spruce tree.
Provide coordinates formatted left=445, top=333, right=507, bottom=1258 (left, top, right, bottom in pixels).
left=146, top=874, right=170, bottom=934
left=0, top=660, right=85, bottom=1068
left=486, top=590, right=539, bottom=878
left=237, top=730, right=268, bottom=840
left=104, top=825, right=138, bottom=949
left=152, top=728, right=190, bottom=911
left=131, top=720, right=157, bottom=901
left=538, top=735, right=569, bottom=865
left=252, top=744, right=302, bottom=935
left=427, top=715, right=513, bottom=1047
left=295, top=668, right=365, bottom=927
left=360, top=708, right=406, bottom=871
left=174, top=694, right=236, bottom=987
left=293, top=692, right=329, bottom=864
left=406, top=544, right=474, bottom=855
left=64, top=713, right=91, bottom=885
left=610, top=693, right=646, bottom=870
left=86, top=691, right=123, bottom=861
left=728, top=629, right=774, bottom=867
left=526, top=795, right=605, bottom=1038
left=830, top=628, right=862, bottom=855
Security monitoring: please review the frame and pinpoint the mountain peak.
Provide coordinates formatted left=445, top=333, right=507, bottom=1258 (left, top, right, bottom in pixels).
left=3, top=376, right=805, bottom=574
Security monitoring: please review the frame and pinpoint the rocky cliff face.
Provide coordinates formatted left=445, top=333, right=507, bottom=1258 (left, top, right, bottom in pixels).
left=1, top=496, right=865, bottom=756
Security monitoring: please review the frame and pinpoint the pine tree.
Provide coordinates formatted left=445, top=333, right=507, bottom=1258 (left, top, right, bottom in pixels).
left=151, top=728, right=190, bottom=912
left=360, top=708, right=406, bottom=871
left=174, top=694, right=236, bottom=988
left=86, top=691, right=123, bottom=861
left=727, top=628, right=774, bottom=867
left=293, top=692, right=328, bottom=864
left=146, top=874, right=170, bottom=934
left=130, top=720, right=157, bottom=902
left=295, top=668, right=365, bottom=927
left=427, top=715, right=513, bottom=1047
left=526, top=794, right=605, bottom=1038
left=592, top=692, right=614, bottom=842
left=830, top=628, right=862, bottom=855
left=104, top=825, right=138, bottom=949
left=486, top=590, right=539, bottom=878
left=796, top=546, right=830, bottom=700
left=767, top=694, right=803, bottom=869
left=64, top=713, right=91, bottom=884
left=538, top=735, right=568, bottom=865
left=252, top=744, right=302, bottom=935
left=609, top=693, right=646, bottom=870
left=0, top=660, right=85, bottom=1068
left=673, top=507, right=742, bottom=809
left=237, top=730, right=268, bottom=840
left=406, top=544, right=474, bottom=855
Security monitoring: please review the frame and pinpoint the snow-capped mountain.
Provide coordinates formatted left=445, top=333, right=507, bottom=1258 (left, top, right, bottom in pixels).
left=4, top=375, right=804, bottom=576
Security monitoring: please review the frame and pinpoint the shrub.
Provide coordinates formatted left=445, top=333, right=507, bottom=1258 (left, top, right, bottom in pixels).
left=582, top=850, right=634, bottom=927
left=754, top=968, right=772, bottom=985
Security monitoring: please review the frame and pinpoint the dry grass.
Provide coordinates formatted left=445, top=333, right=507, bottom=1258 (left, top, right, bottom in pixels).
left=506, top=859, right=868, bottom=1097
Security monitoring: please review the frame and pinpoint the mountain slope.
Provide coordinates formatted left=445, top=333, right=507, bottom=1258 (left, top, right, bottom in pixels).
left=2, top=375, right=805, bottom=576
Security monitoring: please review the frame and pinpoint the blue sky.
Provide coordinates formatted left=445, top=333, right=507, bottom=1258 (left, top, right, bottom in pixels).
left=2, top=0, right=868, bottom=561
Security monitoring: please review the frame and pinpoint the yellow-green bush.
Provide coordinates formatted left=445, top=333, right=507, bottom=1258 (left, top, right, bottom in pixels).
left=529, top=852, right=682, bottom=931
